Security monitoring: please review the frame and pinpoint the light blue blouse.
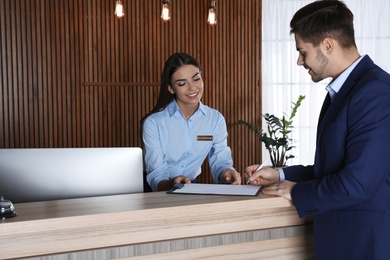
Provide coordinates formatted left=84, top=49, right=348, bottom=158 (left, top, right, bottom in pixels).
left=142, top=100, right=234, bottom=191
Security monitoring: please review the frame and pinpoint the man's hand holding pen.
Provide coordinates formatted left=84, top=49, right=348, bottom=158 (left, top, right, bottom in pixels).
left=245, top=164, right=279, bottom=186
left=245, top=159, right=268, bottom=184
left=244, top=162, right=296, bottom=201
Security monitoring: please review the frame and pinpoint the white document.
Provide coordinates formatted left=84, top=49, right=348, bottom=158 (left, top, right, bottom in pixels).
left=168, top=183, right=261, bottom=196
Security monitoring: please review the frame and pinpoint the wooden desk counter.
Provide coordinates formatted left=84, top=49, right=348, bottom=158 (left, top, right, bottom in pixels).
left=0, top=192, right=313, bottom=260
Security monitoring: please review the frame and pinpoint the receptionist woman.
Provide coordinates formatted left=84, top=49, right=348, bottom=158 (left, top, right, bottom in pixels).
left=141, top=52, right=240, bottom=191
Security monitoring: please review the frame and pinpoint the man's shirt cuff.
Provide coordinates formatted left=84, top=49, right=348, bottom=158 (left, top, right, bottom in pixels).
left=278, top=168, right=285, bottom=181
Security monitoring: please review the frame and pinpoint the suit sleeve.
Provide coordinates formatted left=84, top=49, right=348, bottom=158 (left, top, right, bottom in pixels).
left=290, top=80, right=390, bottom=218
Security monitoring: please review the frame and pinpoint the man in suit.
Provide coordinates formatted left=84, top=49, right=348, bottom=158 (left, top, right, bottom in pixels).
left=246, top=1, right=390, bottom=259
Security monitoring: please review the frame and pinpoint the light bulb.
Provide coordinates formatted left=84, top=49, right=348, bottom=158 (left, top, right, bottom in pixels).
left=161, top=2, right=170, bottom=21
left=207, top=1, right=217, bottom=26
left=115, top=0, right=125, bottom=18
left=207, top=8, right=217, bottom=25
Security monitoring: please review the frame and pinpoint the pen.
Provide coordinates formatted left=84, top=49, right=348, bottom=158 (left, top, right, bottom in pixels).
left=246, top=159, right=268, bottom=184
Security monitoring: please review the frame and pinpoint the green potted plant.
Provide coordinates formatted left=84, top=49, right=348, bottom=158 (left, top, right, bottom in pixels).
left=236, top=95, right=305, bottom=167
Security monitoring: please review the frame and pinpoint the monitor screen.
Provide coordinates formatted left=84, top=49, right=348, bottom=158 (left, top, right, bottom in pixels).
left=0, top=147, right=144, bottom=203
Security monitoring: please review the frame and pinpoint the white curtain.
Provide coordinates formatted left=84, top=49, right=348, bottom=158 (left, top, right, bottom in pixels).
left=262, top=0, right=390, bottom=166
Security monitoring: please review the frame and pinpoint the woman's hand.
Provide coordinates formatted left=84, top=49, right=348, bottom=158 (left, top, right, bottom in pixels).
left=219, top=168, right=241, bottom=185
left=173, top=175, right=191, bottom=185
left=157, top=175, right=191, bottom=191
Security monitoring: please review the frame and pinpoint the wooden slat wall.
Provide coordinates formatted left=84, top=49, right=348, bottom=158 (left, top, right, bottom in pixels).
left=0, top=0, right=262, bottom=184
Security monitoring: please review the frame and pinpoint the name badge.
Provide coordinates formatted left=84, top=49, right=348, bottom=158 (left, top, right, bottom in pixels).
left=197, top=135, right=213, bottom=141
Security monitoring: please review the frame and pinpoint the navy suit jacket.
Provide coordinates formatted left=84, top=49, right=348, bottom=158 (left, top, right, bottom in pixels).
left=284, top=56, right=390, bottom=260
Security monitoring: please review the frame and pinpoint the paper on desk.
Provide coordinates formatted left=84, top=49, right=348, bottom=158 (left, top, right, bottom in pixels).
left=167, top=183, right=261, bottom=196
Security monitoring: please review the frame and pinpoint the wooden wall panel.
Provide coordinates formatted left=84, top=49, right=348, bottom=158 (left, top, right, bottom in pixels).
left=0, top=0, right=262, bottom=184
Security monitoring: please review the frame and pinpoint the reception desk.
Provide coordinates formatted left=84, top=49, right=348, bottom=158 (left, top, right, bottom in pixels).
left=0, top=192, right=314, bottom=259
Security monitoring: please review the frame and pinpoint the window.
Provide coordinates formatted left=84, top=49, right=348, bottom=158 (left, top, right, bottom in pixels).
left=262, top=0, right=390, bottom=166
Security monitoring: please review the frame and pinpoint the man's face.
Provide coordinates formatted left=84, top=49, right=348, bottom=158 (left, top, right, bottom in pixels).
left=295, top=34, right=330, bottom=83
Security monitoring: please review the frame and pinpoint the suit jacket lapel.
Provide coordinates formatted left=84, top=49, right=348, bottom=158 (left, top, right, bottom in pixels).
left=318, top=93, right=331, bottom=127
left=316, top=56, right=375, bottom=146
left=316, top=92, right=333, bottom=141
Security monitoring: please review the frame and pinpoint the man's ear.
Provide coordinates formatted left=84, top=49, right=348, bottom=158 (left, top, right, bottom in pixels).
left=322, top=37, right=334, bottom=54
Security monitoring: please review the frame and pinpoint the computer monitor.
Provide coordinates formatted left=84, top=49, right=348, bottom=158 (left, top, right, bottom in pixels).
left=0, top=147, right=144, bottom=203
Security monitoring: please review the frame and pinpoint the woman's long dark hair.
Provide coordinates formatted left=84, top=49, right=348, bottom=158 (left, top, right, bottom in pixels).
left=141, top=53, right=201, bottom=125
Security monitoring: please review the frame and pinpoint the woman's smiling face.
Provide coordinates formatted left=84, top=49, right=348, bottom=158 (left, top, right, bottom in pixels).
left=168, top=64, right=204, bottom=110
